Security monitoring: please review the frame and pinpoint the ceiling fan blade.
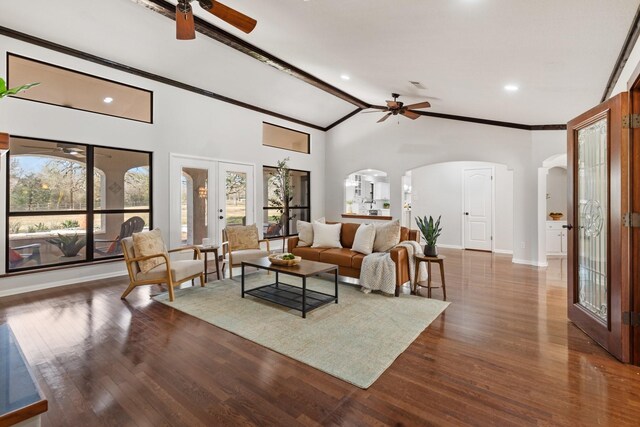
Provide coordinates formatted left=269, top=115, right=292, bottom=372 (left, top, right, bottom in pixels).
left=386, top=100, right=399, bottom=109
left=403, top=101, right=431, bottom=110
left=363, top=110, right=389, bottom=114
left=176, top=4, right=196, bottom=40
left=401, top=110, right=421, bottom=120
left=202, top=1, right=257, bottom=34
left=377, top=113, right=392, bottom=123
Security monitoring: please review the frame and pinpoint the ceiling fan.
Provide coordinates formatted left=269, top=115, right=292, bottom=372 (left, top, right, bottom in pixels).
left=176, top=0, right=257, bottom=40
left=365, top=93, right=431, bottom=123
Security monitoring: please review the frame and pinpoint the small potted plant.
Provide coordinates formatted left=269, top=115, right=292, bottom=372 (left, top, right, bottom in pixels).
left=383, top=202, right=391, bottom=209
left=346, top=200, right=354, bottom=213
left=47, top=233, right=86, bottom=258
left=415, top=215, right=442, bottom=257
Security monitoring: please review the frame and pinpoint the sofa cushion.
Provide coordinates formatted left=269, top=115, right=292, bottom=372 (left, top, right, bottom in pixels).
left=312, top=222, right=342, bottom=248
left=373, top=220, right=401, bottom=252
left=137, top=259, right=202, bottom=282
left=318, top=248, right=359, bottom=268
left=291, top=247, right=327, bottom=261
left=352, top=253, right=366, bottom=269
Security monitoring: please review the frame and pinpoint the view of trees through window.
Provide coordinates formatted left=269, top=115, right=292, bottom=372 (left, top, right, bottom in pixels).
left=262, top=166, right=310, bottom=238
left=7, top=137, right=152, bottom=271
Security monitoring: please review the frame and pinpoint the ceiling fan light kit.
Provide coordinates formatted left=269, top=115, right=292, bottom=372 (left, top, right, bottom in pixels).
left=367, top=93, right=432, bottom=123
left=175, top=0, right=257, bottom=40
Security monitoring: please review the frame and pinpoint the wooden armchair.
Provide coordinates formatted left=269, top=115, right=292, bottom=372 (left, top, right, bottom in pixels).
left=221, top=225, right=271, bottom=279
left=120, top=236, right=204, bottom=302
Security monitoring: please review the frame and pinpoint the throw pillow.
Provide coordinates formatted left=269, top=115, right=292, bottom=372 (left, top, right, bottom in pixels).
left=132, top=228, right=168, bottom=274
left=311, top=222, right=342, bottom=248
left=373, top=220, right=401, bottom=252
left=297, top=217, right=325, bottom=247
left=351, top=223, right=376, bottom=255
left=226, top=224, right=260, bottom=251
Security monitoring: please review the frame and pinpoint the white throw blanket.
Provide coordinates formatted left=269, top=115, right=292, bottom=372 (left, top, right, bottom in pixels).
left=359, top=240, right=428, bottom=295
left=395, top=240, right=428, bottom=287
left=360, top=253, right=396, bottom=295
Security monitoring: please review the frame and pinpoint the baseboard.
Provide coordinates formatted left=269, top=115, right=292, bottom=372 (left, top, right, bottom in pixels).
left=0, top=269, right=127, bottom=298
left=493, top=249, right=513, bottom=255
left=512, top=258, right=547, bottom=267
left=437, top=244, right=464, bottom=250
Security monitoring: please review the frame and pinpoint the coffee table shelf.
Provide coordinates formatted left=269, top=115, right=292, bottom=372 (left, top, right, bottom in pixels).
left=241, top=257, right=339, bottom=318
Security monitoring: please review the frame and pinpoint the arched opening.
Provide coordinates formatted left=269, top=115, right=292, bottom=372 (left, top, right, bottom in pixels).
left=537, top=153, right=568, bottom=267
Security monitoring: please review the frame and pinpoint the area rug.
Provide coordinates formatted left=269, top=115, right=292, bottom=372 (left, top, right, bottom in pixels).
left=153, top=273, right=449, bottom=388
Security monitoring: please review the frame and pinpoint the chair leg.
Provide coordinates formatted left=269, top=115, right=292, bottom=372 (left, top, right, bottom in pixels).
left=200, top=273, right=205, bottom=287
left=168, top=279, right=176, bottom=302
left=120, top=282, right=136, bottom=299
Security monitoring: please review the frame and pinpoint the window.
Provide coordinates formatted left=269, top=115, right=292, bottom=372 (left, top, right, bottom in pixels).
left=262, top=166, right=310, bottom=238
left=262, top=122, right=310, bottom=154
left=7, top=53, right=153, bottom=123
left=7, top=137, right=152, bottom=272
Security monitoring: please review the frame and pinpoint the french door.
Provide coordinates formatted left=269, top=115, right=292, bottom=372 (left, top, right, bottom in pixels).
left=567, top=93, right=631, bottom=362
left=463, top=168, right=493, bottom=251
left=169, top=155, right=254, bottom=248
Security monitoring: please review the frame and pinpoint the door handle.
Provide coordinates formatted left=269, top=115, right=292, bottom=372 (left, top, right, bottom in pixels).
left=562, top=224, right=573, bottom=230
left=219, top=216, right=224, bottom=220
left=464, top=212, right=469, bottom=216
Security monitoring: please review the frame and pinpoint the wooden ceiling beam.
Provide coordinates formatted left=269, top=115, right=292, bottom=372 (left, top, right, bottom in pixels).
left=130, top=0, right=370, bottom=109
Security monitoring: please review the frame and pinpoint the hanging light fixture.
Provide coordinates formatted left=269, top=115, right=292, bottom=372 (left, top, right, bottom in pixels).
left=198, top=186, right=208, bottom=198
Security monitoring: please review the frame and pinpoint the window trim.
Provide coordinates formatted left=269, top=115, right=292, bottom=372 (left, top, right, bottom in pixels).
left=6, top=135, right=153, bottom=273
left=262, top=165, right=311, bottom=237
left=6, top=52, right=154, bottom=124
left=262, top=122, right=311, bottom=154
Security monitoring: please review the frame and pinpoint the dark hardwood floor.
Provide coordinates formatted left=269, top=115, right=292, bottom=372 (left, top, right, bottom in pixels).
left=1, top=249, right=639, bottom=426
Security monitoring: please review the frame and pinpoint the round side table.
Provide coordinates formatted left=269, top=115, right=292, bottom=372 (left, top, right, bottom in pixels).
left=414, top=254, right=447, bottom=300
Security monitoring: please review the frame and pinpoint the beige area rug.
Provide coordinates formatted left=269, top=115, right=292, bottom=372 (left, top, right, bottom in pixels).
left=153, top=273, right=449, bottom=389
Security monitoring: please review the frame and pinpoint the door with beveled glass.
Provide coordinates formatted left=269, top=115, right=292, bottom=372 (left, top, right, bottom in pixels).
left=567, top=93, right=631, bottom=362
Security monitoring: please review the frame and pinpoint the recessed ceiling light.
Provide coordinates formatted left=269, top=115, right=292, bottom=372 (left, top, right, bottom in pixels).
left=103, top=97, right=114, bottom=103
left=504, top=85, right=519, bottom=92
left=340, top=74, right=350, bottom=81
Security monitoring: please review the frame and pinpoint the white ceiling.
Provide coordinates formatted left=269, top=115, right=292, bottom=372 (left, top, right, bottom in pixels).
left=2, top=0, right=639, bottom=127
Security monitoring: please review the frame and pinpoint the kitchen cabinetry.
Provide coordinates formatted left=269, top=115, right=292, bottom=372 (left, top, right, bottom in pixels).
left=373, top=182, right=390, bottom=200
left=546, top=221, right=567, bottom=255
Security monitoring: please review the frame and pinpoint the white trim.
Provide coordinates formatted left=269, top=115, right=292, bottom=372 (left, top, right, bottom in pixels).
left=512, top=258, right=547, bottom=267
left=437, top=243, right=464, bottom=250
left=0, top=270, right=127, bottom=298
left=493, top=249, right=513, bottom=255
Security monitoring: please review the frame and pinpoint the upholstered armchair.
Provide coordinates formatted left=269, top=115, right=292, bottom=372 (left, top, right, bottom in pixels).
left=120, top=229, right=204, bottom=302
left=221, top=224, right=271, bottom=279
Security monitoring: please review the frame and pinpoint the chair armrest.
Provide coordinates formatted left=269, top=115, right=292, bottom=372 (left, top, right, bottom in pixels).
left=389, top=246, right=410, bottom=287
left=258, top=239, right=271, bottom=252
left=128, top=253, right=170, bottom=264
left=12, top=243, right=41, bottom=250
left=287, top=237, right=300, bottom=252
left=168, top=245, right=202, bottom=260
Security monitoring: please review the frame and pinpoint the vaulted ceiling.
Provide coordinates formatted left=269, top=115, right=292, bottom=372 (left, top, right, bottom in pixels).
left=2, top=0, right=639, bottom=129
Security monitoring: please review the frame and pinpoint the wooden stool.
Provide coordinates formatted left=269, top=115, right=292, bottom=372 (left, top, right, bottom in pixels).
left=414, top=254, right=447, bottom=300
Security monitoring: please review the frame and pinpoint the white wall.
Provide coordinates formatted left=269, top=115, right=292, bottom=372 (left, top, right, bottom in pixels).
left=546, top=167, right=567, bottom=217
left=326, top=113, right=565, bottom=265
left=410, top=161, right=513, bottom=253
left=0, top=35, right=326, bottom=295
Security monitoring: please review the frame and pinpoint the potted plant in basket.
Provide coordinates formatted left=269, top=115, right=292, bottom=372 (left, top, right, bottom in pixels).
left=416, top=215, right=442, bottom=257
left=1, top=77, right=40, bottom=153
left=47, top=233, right=86, bottom=258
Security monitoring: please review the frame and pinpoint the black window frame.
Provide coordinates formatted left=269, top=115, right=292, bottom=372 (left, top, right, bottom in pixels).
left=262, top=122, right=311, bottom=154
left=6, top=135, right=153, bottom=273
left=262, top=165, right=311, bottom=238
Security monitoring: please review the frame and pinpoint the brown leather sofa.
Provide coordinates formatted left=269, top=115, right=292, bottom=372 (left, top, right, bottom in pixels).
left=287, top=222, right=419, bottom=296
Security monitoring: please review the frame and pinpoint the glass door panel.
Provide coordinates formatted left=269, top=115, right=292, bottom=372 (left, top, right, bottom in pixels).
left=219, top=163, right=254, bottom=236
left=181, top=167, right=209, bottom=245
left=577, top=118, right=608, bottom=322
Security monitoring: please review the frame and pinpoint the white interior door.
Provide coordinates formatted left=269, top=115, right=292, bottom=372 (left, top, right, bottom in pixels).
left=218, top=162, right=254, bottom=235
left=463, top=168, right=493, bottom=251
left=169, top=155, right=217, bottom=248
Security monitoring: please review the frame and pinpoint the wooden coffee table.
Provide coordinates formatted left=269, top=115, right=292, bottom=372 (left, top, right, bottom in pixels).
left=241, top=257, right=338, bottom=318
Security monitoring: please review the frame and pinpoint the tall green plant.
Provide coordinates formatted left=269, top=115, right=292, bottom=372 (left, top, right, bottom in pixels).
left=0, top=78, right=39, bottom=100
left=415, top=215, right=442, bottom=246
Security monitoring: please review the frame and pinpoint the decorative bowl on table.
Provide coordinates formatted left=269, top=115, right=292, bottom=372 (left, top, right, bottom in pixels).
left=549, top=212, right=564, bottom=221
left=268, top=253, right=302, bottom=266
